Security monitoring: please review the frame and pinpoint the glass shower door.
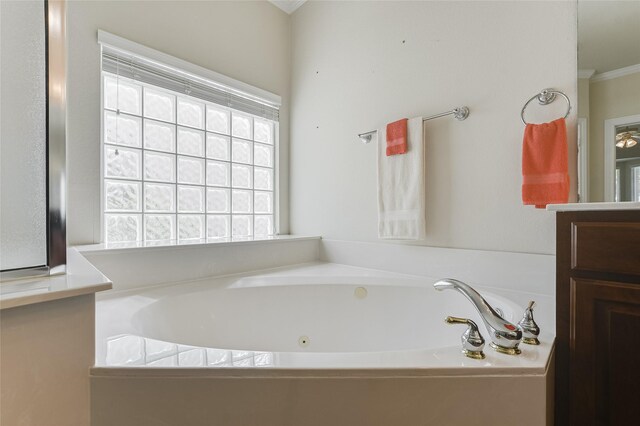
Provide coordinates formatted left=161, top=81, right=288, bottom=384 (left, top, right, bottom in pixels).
left=0, top=0, right=66, bottom=279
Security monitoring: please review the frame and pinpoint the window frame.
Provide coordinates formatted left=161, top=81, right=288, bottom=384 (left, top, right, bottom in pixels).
left=99, top=72, right=280, bottom=243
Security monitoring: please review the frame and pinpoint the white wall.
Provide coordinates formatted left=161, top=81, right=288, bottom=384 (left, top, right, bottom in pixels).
left=66, top=1, right=579, bottom=254
left=66, top=0, right=291, bottom=245
left=289, top=1, right=577, bottom=255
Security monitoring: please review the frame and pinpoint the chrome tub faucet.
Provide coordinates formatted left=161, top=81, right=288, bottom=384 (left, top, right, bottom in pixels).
left=445, top=316, right=486, bottom=360
left=434, top=279, right=522, bottom=355
left=518, top=301, right=541, bottom=345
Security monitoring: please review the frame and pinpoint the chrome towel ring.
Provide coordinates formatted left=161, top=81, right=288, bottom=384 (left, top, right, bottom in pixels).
left=521, top=89, right=571, bottom=125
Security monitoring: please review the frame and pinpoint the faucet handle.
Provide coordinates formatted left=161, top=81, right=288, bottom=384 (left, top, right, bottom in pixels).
left=445, top=316, right=486, bottom=359
left=517, top=301, right=541, bottom=345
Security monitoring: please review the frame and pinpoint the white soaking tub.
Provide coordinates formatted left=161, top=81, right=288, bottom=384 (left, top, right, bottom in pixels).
left=92, top=262, right=555, bottom=426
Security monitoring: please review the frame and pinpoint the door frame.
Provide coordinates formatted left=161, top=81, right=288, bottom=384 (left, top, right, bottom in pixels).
left=604, top=114, right=640, bottom=202
left=577, top=118, right=589, bottom=202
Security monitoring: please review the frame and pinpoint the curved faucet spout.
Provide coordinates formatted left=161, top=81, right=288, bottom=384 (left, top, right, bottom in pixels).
left=434, top=279, right=522, bottom=352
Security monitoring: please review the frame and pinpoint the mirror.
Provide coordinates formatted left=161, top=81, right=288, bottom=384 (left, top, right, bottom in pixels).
left=577, top=1, right=640, bottom=202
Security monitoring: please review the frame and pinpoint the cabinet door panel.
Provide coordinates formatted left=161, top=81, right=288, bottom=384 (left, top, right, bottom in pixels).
left=571, top=222, right=640, bottom=276
left=570, top=278, right=640, bottom=425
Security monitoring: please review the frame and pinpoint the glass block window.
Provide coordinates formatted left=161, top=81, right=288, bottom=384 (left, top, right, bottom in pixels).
left=102, top=73, right=276, bottom=242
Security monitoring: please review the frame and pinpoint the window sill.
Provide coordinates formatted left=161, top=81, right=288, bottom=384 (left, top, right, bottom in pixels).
left=74, top=235, right=321, bottom=256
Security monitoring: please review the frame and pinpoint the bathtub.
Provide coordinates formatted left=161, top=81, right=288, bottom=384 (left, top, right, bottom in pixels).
left=92, top=262, right=555, bottom=425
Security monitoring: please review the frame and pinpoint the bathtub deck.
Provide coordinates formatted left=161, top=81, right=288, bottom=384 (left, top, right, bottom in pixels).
left=95, top=262, right=555, bottom=374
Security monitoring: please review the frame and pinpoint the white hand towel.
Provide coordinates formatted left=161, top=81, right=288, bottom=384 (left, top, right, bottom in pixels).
left=377, top=117, right=426, bottom=240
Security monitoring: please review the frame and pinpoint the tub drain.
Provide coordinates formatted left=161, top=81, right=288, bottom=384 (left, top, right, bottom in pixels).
left=298, top=336, right=310, bottom=348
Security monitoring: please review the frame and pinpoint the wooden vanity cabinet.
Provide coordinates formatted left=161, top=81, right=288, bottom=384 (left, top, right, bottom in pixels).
left=555, top=210, right=640, bottom=426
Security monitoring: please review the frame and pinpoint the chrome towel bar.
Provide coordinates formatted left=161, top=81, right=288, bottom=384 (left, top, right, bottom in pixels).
left=357, top=106, right=469, bottom=144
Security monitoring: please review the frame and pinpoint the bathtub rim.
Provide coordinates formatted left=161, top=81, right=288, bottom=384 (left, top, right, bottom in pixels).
left=90, top=342, right=555, bottom=378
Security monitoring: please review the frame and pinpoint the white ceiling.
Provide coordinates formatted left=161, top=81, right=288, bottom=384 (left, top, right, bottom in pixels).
left=578, top=1, right=640, bottom=73
left=269, top=0, right=306, bottom=15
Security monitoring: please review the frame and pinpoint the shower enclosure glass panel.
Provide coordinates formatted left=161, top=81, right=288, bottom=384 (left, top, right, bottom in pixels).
left=0, top=0, right=47, bottom=271
left=0, top=0, right=66, bottom=280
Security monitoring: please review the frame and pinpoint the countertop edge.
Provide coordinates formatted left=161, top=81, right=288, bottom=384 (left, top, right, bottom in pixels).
left=0, top=248, right=113, bottom=310
left=546, top=202, right=640, bottom=211
left=0, top=282, right=113, bottom=310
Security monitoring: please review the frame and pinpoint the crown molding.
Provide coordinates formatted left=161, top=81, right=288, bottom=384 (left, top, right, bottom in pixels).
left=591, top=63, right=640, bottom=83
left=578, top=69, right=595, bottom=79
left=269, top=0, right=306, bottom=14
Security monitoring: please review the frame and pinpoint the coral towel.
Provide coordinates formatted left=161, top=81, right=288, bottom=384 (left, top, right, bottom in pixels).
left=378, top=117, right=426, bottom=240
left=386, top=118, right=408, bottom=156
left=522, top=118, right=570, bottom=208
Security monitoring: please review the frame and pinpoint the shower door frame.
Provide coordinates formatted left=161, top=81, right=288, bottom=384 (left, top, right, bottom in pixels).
left=0, top=0, right=67, bottom=281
